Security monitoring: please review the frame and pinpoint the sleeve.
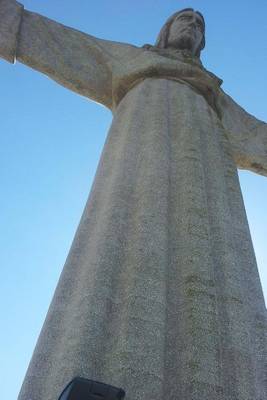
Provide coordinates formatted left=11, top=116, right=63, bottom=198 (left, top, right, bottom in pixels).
left=218, top=89, right=267, bottom=177
left=0, top=1, right=139, bottom=108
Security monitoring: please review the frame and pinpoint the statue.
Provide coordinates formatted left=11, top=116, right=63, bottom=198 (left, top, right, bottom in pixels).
left=1, top=2, right=266, bottom=399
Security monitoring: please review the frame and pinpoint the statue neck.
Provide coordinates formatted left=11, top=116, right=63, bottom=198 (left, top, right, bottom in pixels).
left=142, top=45, right=202, bottom=67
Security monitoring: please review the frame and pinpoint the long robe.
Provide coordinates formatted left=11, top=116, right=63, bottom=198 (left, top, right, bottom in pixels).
left=1, top=2, right=267, bottom=400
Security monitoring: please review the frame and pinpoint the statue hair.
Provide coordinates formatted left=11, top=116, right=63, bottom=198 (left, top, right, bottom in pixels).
left=155, top=8, right=206, bottom=58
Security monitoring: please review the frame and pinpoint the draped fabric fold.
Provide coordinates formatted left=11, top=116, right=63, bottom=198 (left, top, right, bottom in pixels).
left=19, top=78, right=266, bottom=400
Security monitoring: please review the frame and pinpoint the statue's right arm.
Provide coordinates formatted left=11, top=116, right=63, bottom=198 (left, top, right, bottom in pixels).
left=0, top=0, right=139, bottom=108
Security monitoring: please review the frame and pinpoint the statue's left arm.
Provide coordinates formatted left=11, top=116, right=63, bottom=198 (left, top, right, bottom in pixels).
left=218, top=90, right=267, bottom=177
left=0, top=0, right=139, bottom=109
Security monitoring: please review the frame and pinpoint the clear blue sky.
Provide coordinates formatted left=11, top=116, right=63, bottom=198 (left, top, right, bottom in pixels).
left=1, top=1, right=267, bottom=399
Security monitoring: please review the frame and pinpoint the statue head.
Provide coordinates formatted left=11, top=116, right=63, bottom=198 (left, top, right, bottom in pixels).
left=156, top=8, right=205, bottom=57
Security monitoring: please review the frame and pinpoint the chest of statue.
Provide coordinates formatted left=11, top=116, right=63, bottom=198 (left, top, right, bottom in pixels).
left=111, top=48, right=222, bottom=110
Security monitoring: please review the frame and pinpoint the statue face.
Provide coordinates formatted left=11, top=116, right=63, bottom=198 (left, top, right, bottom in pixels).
left=167, top=10, right=204, bottom=54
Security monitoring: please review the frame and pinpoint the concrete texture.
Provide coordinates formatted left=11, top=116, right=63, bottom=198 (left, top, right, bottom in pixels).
left=0, top=0, right=23, bottom=63
left=0, top=4, right=266, bottom=400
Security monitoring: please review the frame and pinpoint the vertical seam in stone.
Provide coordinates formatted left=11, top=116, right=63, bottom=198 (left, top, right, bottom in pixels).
left=163, top=79, right=172, bottom=398
left=198, top=101, right=225, bottom=398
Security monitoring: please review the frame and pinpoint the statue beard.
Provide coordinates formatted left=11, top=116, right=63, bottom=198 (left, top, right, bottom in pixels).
left=167, top=33, right=197, bottom=54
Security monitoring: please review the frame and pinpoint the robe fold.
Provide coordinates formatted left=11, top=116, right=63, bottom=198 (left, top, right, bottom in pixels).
left=0, top=2, right=266, bottom=399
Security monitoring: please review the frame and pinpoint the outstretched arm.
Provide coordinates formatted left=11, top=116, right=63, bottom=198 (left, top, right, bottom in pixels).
left=218, top=89, right=267, bottom=177
left=0, top=0, right=23, bottom=62
left=0, top=0, right=139, bottom=108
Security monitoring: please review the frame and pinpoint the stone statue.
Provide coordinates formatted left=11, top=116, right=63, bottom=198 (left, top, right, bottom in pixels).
left=1, top=2, right=266, bottom=399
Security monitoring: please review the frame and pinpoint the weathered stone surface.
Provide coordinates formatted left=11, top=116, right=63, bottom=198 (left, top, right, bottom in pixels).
left=0, top=0, right=23, bottom=63
left=218, top=90, right=267, bottom=176
left=0, top=4, right=266, bottom=400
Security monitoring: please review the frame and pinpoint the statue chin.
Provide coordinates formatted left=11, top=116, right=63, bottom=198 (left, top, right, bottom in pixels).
left=167, top=35, right=196, bottom=53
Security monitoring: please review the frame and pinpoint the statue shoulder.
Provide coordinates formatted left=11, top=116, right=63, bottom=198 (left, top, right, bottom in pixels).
left=93, top=37, right=143, bottom=65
